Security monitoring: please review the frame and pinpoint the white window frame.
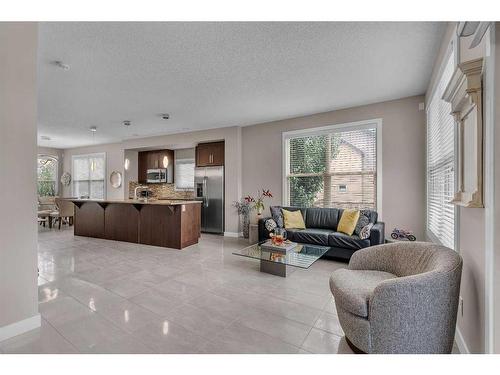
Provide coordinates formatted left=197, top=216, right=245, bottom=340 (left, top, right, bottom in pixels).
left=37, top=154, right=59, bottom=196
left=425, top=39, right=459, bottom=251
left=71, top=152, right=107, bottom=199
left=282, top=118, right=383, bottom=218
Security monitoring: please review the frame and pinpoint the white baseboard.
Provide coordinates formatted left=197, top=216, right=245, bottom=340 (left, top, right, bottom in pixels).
left=224, top=231, right=241, bottom=238
left=455, top=327, right=470, bottom=354
left=0, top=314, right=41, bottom=342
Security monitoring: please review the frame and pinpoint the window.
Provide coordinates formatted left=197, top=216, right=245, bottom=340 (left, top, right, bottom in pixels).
left=37, top=155, right=58, bottom=196
left=284, top=121, right=379, bottom=210
left=175, top=158, right=195, bottom=190
left=426, top=51, right=456, bottom=249
left=72, top=153, right=106, bottom=199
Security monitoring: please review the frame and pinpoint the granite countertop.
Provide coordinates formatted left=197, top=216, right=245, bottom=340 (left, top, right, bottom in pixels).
left=68, top=198, right=202, bottom=206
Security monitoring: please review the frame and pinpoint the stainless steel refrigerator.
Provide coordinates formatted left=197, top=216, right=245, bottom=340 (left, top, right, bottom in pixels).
left=194, top=166, right=224, bottom=234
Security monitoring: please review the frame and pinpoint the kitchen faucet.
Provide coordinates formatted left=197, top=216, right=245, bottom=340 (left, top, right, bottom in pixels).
left=134, top=185, right=149, bottom=200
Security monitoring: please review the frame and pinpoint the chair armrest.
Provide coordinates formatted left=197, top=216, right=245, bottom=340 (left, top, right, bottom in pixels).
left=370, top=221, right=385, bottom=246
left=258, top=217, right=272, bottom=242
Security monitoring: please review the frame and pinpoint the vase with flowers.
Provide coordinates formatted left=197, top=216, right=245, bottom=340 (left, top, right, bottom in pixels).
left=252, top=189, right=273, bottom=218
left=234, top=189, right=273, bottom=238
left=233, top=198, right=253, bottom=238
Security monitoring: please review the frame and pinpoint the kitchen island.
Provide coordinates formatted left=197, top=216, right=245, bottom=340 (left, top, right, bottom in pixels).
left=69, top=199, right=202, bottom=249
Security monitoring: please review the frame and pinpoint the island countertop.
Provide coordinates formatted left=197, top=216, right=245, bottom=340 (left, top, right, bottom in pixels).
left=69, top=198, right=202, bottom=249
left=68, top=198, right=202, bottom=206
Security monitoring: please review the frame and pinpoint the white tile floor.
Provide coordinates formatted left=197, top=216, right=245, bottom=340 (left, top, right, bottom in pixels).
left=0, top=225, right=353, bottom=354
left=0, top=225, right=459, bottom=354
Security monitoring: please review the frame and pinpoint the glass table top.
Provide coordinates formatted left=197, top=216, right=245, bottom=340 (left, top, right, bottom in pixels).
left=232, top=241, right=329, bottom=269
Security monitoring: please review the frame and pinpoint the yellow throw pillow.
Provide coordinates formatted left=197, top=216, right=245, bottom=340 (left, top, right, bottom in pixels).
left=337, top=209, right=360, bottom=236
left=282, top=209, right=306, bottom=229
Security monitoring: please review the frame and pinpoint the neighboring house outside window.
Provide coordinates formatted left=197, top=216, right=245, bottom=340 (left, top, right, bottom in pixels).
left=283, top=120, right=380, bottom=211
left=37, top=155, right=58, bottom=196
left=72, top=153, right=106, bottom=199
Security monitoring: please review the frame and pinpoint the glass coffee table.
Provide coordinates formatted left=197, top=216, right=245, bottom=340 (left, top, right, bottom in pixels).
left=232, top=241, right=329, bottom=277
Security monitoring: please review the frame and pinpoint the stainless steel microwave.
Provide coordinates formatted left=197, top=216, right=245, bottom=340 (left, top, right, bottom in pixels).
left=147, top=168, right=167, bottom=183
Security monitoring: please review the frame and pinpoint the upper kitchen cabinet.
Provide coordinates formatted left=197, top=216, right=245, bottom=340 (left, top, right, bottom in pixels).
left=196, top=141, right=224, bottom=167
left=138, top=149, right=174, bottom=183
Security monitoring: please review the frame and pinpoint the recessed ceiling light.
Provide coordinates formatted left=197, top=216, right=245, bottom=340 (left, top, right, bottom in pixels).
left=160, top=114, right=170, bottom=120
left=52, top=60, right=70, bottom=71
left=90, top=126, right=97, bottom=132
left=40, top=135, right=51, bottom=141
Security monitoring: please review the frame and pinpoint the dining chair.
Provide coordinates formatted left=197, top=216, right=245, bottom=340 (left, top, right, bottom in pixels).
left=51, top=198, right=75, bottom=229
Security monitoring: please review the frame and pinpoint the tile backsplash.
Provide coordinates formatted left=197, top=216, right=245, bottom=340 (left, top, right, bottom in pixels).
left=129, top=181, right=195, bottom=199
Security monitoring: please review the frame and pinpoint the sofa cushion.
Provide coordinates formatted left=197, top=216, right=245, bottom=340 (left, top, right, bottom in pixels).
left=282, top=206, right=307, bottom=221
left=291, top=228, right=334, bottom=246
left=282, top=209, right=306, bottom=229
left=337, top=209, right=360, bottom=235
left=339, top=208, right=378, bottom=225
left=329, top=269, right=396, bottom=317
left=305, top=207, right=340, bottom=230
left=354, top=210, right=371, bottom=236
left=284, top=228, right=301, bottom=242
left=270, top=206, right=284, bottom=228
left=329, top=232, right=370, bottom=250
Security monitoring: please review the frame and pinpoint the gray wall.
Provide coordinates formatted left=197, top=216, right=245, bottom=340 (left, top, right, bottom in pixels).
left=0, top=23, right=39, bottom=335
left=241, top=95, right=427, bottom=239
left=61, top=143, right=125, bottom=200
left=62, top=126, right=243, bottom=234
left=62, top=98, right=426, bottom=238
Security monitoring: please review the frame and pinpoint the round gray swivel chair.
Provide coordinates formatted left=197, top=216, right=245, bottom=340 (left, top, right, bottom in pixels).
left=329, top=241, right=462, bottom=354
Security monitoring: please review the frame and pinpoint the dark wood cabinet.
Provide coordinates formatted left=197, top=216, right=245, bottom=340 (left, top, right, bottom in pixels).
left=196, top=141, right=224, bottom=167
left=71, top=200, right=202, bottom=249
left=73, top=202, right=105, bottom=238
left=105, top=203, right=140, bottom=242
left=138, top=152, right=148, bottom=183
left=138, top=149, right=174, bottom=183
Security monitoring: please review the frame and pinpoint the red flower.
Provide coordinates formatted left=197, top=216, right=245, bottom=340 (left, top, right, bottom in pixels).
left=244, top=195, right=255, bottom=203
left=262, top=189, right=273, bottom=198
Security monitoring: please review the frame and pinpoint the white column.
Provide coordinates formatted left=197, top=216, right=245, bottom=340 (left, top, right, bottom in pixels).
left=0, top=22, right=40, bottom=341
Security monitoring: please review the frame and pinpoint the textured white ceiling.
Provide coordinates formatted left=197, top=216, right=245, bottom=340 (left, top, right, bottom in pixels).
left=37, top=22, right=445, bottom=148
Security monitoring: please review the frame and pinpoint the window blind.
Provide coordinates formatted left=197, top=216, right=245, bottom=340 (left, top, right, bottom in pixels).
left=426, top=51, right=455, bottom=249
left=175, top=158, right=195, bottom=190
left=72, top=153, right=105, bottom=199
left=285, top=126, right=377, bottom=210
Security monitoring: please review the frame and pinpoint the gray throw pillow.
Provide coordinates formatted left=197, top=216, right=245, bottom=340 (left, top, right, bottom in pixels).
left=270, top=206, right=284, bottom=228
left=354, top=210, right=371, bottom=236
left=359, top=223, right=373, bottom=240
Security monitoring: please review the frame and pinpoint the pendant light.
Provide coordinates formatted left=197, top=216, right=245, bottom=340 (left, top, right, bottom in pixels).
left=159, top=114, right=170, bottom=168
left=123, top=121, right=131, bottom=170
left=90, top=126, right=97, bottom=171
